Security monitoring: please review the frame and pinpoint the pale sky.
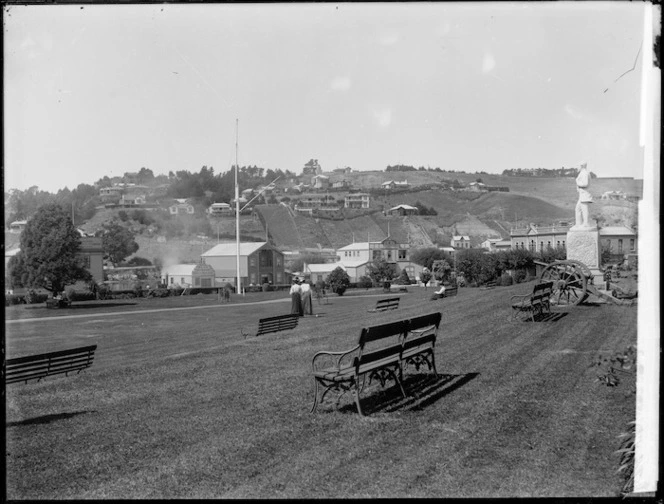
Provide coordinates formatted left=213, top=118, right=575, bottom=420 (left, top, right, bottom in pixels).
left=3, top=2, right=651, bottom=193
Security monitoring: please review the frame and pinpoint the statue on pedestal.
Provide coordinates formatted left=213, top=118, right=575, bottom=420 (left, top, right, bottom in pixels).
left=573, top=162, right=593, bottom=229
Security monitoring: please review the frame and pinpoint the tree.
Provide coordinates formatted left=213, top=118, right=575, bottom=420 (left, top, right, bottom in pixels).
left=7, top=203, right=92, bottom=294
left=397, top=269, right=411, bottom=285
left=366, top=258, right=397, bottom=285
left=327, top=267, right=351, bottom=296
left=97, top=219, right=139, bottom=266
left=410, top=247, right=447, bottom=271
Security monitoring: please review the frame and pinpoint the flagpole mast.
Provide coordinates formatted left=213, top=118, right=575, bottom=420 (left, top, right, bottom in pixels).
left=235, top=118, right=242, bottom=296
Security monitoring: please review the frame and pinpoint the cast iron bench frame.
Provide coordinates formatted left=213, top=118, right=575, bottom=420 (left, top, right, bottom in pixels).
left=510, top=281, right=554, bottom=322
left=368, top=297, right=400, bottom=313
left=5, top=344, right=97, bottom=385
left=241, top=313, right=299, bottom=339
left=310, top=312, right=442, bottom=416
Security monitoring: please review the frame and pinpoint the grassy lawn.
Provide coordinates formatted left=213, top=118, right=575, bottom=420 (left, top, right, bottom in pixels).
left=5, top=283, right=637, bottom=498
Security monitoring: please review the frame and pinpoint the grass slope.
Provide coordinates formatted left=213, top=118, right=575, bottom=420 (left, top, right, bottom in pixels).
left=6, top=285, right=636, bottom=498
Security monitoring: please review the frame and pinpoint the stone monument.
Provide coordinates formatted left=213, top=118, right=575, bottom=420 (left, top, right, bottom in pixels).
left=567, top=162, right=603, bottom=284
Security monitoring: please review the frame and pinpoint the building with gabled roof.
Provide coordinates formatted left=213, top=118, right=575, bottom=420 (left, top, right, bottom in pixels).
left=201, top=241, right=285, bottom=287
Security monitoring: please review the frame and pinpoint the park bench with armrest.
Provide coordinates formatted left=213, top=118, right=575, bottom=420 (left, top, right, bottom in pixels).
left=480, top=280, right=497, bottom=290
left=368, top=297, right=400, bottom=313
left=510, top=281, right=554, bottom=322
left=241, top=313, right=299, bottom=338
left=310, top=312, right=443, bottom=416
left=431, top=284, right=458, bottom=300
left=5, top=344, right=97, bottom=385
left=401, top=312, right=443, bottom=375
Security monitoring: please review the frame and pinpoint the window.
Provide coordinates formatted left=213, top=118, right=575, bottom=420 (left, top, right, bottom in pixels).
left=540, top=241, right=544, bottom=251
left=398, top=250, right=407, bottom=260
left=557, top=241, right=560, bottom=248
left=562, top=241, right=565, bottom=248
left=249, top=256, right=256, bottom=267
left=529, top=240, right=535, bottom=252
left=201, top=278, right=212, bottom=288
left=250, top=273, right=256, bottom=284
left=630, top=239, right=635, bottom=251
left=373, top=250, right=382, bottom=260
left=180, top=277, right=185, bottom=284
left=259, top=250, right=273, bottom=267
left=387, top=250, right=392, bottom=260
left=618, top=239, right=623, bottom=252
left=170, top=277, right=174, bottom=285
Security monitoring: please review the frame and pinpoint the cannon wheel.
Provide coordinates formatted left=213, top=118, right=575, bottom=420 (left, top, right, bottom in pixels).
left=539, top=260, right=588, bottom=307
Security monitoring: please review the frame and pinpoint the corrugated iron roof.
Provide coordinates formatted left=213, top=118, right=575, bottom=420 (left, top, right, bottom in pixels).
left=202, top=242, right=268, bottom=257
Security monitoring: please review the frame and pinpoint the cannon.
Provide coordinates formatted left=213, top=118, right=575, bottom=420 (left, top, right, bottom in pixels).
left=535, top=259, right=634, bottom=306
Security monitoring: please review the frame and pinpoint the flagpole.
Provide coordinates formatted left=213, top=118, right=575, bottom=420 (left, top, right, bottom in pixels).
left=235, top=119, right=242, bottom=296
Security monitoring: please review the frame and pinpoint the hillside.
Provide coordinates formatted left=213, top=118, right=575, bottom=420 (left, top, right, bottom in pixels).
left=6, top=171, right=639, bottom=268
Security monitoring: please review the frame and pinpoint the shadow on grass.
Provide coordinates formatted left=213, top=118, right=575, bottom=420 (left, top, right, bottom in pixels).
left=7, top=410, right=95, bottom=427
left=528, top=312, right=569, bottom=322
left=338, top=372, right=479, bottom=416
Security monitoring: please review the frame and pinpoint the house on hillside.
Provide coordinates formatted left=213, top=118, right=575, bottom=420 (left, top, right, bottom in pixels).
left=451, top=235, right=471, bottom=249
left=208, top=202, right=233, bottom=216
left=468, top=182, right=487, bottom=192
left=344, top=193, right=370, bottom=209
left=333, top=167, right=352, bottom=174
left=332, top=180, right=351, bottom=189
left=510, top=223, right=569, bottom=252
left=311, top=175, right=330, bottom=190
left=99, top=186, right=124, bottom=203
left=381, top=179, right=409, bottom=190
left=388, top=204, right=418, bottom=216
left=168, top=199, right=195, bottom=215
left=480, top=238, right=512, bottom=252
left=201, top=241, right=285, bottom=287
left=294, top=197, right=338, bottom=215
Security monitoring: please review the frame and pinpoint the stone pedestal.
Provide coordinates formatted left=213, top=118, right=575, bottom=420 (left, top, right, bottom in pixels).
left=567, top=226, right=603, bottom=284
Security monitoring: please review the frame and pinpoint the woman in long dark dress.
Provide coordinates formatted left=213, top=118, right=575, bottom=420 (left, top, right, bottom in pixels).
left=289, top=279, right=303, bottom=316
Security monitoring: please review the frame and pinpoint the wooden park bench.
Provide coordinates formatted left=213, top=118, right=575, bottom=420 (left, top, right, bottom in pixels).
left=368, top=297, right=400, bottom=313
left=480, top=280, right=497, bottom=290
left=431, top=284, right=458, bottom=300
left=510, top=281, right=554, bottom=322
left=46, top=298, right=71, bottom=309
left=5, top=344, right=97, bottom=385
left=310, top=312, right=442, bottom=416
left=241, top=313, right=299, bottom=339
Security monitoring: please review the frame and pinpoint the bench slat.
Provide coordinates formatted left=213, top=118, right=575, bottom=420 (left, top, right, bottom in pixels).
left=5, top=345, right=97, bottom=384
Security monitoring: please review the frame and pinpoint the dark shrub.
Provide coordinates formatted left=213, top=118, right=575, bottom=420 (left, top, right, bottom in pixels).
left=357, top=276, right=373, bottom=289
left=513, top=270, right=527, bottom=284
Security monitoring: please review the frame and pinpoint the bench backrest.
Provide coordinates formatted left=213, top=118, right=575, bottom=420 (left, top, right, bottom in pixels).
left=375, top=297, right=400, bottom=311
left=445, top=285, right=459, bottom=296
left=356, top=320, right=409, bottom=373
left=403, top=312, right=443, bottom=353
left=532, top=281, right=553, bottom=300
left=6, top=344, right=97, bottom=384
left=257, top=314, right=299, bottom=335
